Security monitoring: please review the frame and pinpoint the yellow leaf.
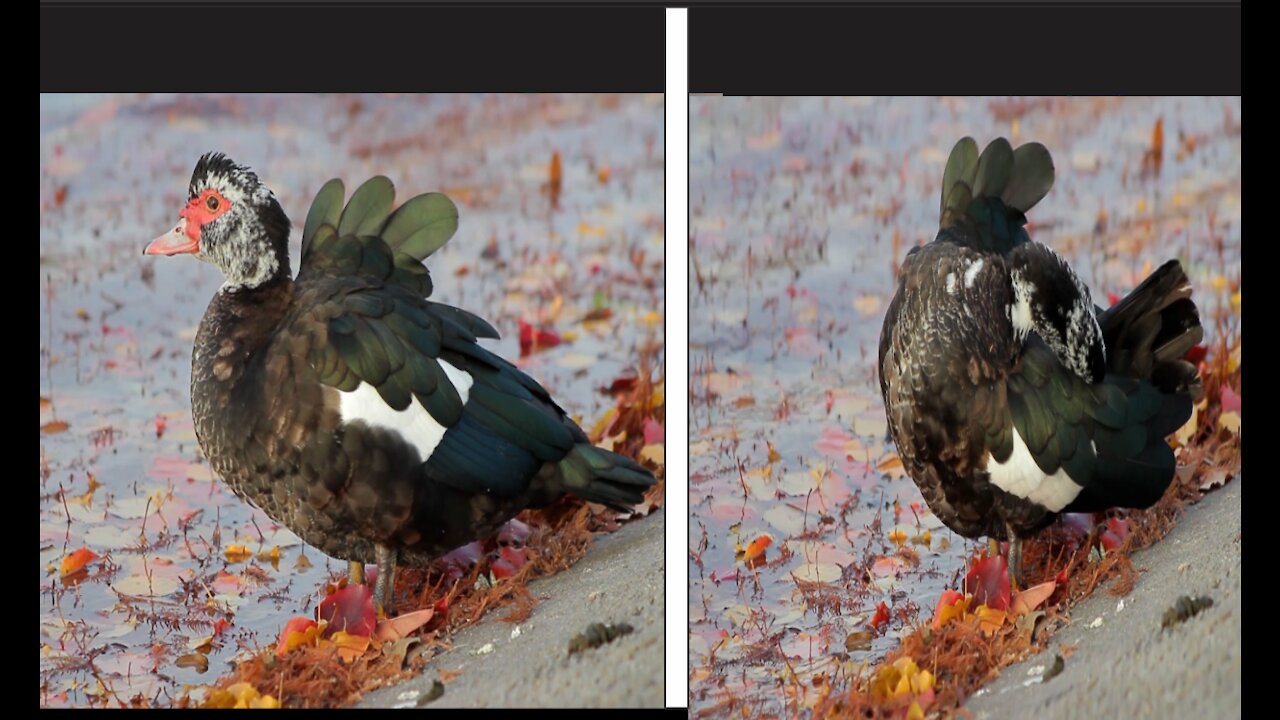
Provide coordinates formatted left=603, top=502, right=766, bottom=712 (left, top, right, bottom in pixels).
left=974, top=604, right=1007, bottom=635
left=853, top=294, right=882, bottom=316
left=331, top=630, right=372, bottom=663
left=643, top=310, right=661, bottom=327
left=224, top=545, right=252, bottom=562
left=1211, top=275, right=1228, bottom=292
left=639, top=444, right=664, bottom=465
left=911, top=530, right=932, bottom=548
left=1230, top=290, right=1241, bottom=313
left=887, top=529, right=907, bottom=545
left=906, top=702, right=925, bottom=720
left=934, top=593, right=972, bottom=629
left=1218, top=411, right=1240, bottom=434
left=767, top=441, right=781, bottom=464
left=590, top=407, right=619, bottom=439
left=250, top=694, right=280, bottom=709
left=577, top=223, right=608, bottom=238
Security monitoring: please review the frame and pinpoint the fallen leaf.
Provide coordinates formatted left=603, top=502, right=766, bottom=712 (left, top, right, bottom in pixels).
left=331, top=630, right=373, bottom=663
left=738, top=534, right=772, bottom=568
left=871, top=601, right=891, bottom=629
left=318, top=583, right=377, bottom=638
left=845, top=630, right=874, bottom=652
left=965, top=554, right=1011, bottom=610
left=638, top=444, right=664, bottom=466
left=175, top=653, right=209, bottom=673
left=932, top=590, right=970, bottom=629
left=374, top=609, right=436, bottom=642
left=1011, top=581, right=1056, bottom=615
left=975, top=604, right=1008, bottom=635
left=1220, top=385, right=1241, bottom=413
left=60, top=548, right=99, bottom=577
left=276, top=617, right=321, bottom=657
left=41, top=420, right=70, bottom=434
left=643, top=417, right=665, bottom=444
left=518, top=320, right=563, bottom=357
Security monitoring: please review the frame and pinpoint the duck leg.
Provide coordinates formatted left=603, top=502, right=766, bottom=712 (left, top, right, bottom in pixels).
left=1006, top=525, right=1023, bottom=592
left=373, top=544, right=398, bottom=617
left=348, top=560, right=365, bottom=587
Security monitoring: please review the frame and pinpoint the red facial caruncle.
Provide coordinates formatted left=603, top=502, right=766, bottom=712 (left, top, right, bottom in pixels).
left=144, top=188, right=232, bottom=256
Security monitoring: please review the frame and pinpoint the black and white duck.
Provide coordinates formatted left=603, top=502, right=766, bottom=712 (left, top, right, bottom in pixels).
left=145, top=153, right=655, bottom=613
left=878, top=137, right=1203, bottom=583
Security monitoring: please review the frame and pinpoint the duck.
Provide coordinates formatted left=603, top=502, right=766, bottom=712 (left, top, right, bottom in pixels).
left=145, top=153, right=655, bottom=613
left=878, top=137, right=1203, bottom=584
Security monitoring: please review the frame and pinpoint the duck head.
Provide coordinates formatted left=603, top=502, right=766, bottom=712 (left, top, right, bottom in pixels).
left=145, top=152, right=291, bottom=290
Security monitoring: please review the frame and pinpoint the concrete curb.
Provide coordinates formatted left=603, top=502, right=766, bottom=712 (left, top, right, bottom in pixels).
left=965, top=482, right=1241, bottom=718
left=358, top=509, right=665, bottom=708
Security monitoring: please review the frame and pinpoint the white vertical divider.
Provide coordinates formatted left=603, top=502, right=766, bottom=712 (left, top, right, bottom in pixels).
left=664, top=6, right=689, bottom=710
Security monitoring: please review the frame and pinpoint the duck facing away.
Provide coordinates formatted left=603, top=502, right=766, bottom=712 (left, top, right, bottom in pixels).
left=878, top=137, right=1203, bottom=584
left=146, top=153, right=655, bottom=613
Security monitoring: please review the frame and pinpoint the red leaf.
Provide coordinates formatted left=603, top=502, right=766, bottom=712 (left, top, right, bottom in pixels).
left=965, top=554, right=1012, bottom=611
left=518, top=320, right=562, bottom=357
left=497, top=518, right=532, bottom=548
left=1100, top=517, right=1130, bottom=551
left=441, top=541, right=485, bottom=581
left=490, top=558, right=518, bottom=579
left=317, top=583, right=377, bottom=638
left=600, top=375, right=638, bottom=395
left=871, top=601, right=891, bottom=629
left=1107, top=292, right=1121, bottom=306
left=1221, top=384, right=1241, bottom=413
left=212, top=618, right=231, bottom=637
left=643, top=417, right=665, bottom=445
left=498, top=546, right=528, bottom=571
left=1183, top=344, right=1208, bottom=365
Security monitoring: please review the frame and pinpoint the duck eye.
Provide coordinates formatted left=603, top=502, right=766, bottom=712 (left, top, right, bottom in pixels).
left=206, top=195, right=220, bottom=211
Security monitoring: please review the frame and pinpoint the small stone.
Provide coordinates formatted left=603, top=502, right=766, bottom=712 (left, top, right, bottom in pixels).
left=511, top=626, right=522, bottom=640
left=1027, top=665, right=1046, bottom=676
left=1116, top=599, right=1125, bottom=613
left=475, top=642, right=495, bottom=655
left=1089, top=616, right=1104, bottom=628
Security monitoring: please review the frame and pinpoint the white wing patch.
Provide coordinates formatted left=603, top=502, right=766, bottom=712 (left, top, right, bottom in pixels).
left=986, top=427, right=1084, bottom=512
left=1009, top=269, right=1036, bottom=341
left=337, top=359, right=474, bottom=463
left=964, top=258, right=984, bottom=288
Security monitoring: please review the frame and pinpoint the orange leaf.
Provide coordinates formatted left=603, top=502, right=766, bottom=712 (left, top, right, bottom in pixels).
left=374, top=608, right=436, bottom=642
left=275, top=617, right=321, bottom=657
left=41, top=420, right=70, bottom=434
left=330, top=630, right=372, bottom=663
left=60, top=547, right=99, bottom=577
left=1011, top=581, right=1057, bottom=615
left=741, top=534, right=772, bottom=568
left=932, top=590, right=970, bottom=629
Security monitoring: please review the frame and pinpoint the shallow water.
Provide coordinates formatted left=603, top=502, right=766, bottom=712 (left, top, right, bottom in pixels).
left=687, top=96, right=1240, bottom=715
left=39, top=93, right=664, bottom=707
